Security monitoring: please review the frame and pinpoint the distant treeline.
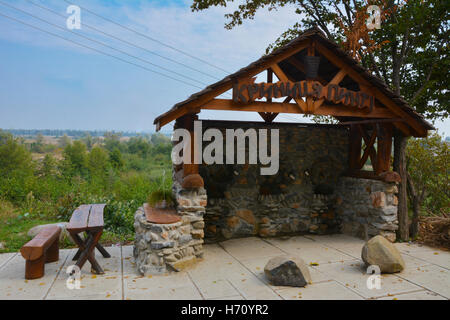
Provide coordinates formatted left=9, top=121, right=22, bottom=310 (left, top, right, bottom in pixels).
left=5, top=129, right=171, bottom=138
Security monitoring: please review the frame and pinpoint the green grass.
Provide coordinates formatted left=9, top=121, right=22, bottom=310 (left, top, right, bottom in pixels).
left=0, top=216, right=135, bottom=254
left=0, top=216, right=60, bottom=253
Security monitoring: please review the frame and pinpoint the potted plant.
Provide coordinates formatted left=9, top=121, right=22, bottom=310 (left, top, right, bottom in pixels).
left=144, top=185, right=180, bottom=224
left=147, top=189, right=175, bottom=209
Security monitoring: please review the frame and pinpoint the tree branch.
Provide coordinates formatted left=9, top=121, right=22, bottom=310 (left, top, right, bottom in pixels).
left=411, top=46, right=443, bottom=103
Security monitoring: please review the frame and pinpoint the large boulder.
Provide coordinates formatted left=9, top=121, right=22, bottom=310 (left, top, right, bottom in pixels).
left=361, top=235, right=405, bottom=273
left=264, top=256, right=312, bottom=287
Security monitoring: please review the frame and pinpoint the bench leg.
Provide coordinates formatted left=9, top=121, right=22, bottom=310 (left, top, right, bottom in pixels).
left=25, top=255, right=45, bottom=280
left=46, top=240, right=59, bottom=263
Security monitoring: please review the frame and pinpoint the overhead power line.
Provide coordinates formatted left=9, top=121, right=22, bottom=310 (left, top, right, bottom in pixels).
left=0, top=1, right=210, bottom=87
left=26, top=0, right=222, bottom=81
left=63, top=0, right=231, bottom=74
left=0, top=11, right=204, bottom=90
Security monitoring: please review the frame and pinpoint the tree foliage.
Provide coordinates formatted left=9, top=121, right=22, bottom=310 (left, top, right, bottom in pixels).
left=191, top=0, right=449, bottom=120
left=407, top=133, right=449, bottom=214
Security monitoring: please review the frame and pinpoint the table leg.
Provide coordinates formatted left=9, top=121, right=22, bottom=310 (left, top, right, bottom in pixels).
left=96, top=243, right=111, bottom=258
left=69, top=230, right=105, bottom=274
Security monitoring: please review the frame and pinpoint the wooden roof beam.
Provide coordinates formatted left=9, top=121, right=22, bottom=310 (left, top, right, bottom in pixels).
left=202, top=99, right=398, bottom=119
left=314, top=42, right=427, bottom=137
left=270, top=63, right=306, bottom=113
left=154, top=41, right=310, bottom=130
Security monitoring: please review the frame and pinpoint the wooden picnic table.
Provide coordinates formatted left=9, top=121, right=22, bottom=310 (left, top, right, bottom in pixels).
left=67, top=204, right=111, bottom=274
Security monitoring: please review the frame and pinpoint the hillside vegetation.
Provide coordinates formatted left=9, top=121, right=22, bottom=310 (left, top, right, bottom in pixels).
left=0, top=130, right=172, bottom=252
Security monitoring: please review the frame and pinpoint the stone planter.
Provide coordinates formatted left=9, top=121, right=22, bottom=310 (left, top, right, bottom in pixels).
left=133, top=186, right=207, bottom=275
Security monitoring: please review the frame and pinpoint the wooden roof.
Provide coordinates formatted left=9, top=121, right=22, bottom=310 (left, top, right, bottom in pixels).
left=154, top=27, right=433, bottom=137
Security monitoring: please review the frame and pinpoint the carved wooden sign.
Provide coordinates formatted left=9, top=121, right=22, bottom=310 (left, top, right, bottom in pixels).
left=233, top=80, right=375, bottom=112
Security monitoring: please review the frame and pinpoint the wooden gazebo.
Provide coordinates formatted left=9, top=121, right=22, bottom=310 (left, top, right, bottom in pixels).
left=155, top=27, right=432, bottom=179
left=154, top=27, right=433, bottom=240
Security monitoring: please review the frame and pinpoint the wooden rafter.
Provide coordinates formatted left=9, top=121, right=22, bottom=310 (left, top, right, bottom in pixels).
left=314, top=69, right=347, bottom=110
left=258, top=68, right=278, bottom=123
left=154, top=42, right=310, bottom=130
left=358, top=124, right=378, bottom=172
left=202, top=99, right=398, bottom=119
left=314, top=41, right=427, bottom=137
left=270, top=63, right=306, bottom=113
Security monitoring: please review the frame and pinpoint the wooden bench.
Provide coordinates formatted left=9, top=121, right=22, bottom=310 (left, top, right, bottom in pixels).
left=20, top=225, right=61, bottom=280
left=67, top=204, right=111, bottom=274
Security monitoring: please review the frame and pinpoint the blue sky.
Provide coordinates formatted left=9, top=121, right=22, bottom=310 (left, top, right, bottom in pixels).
left=0, top=0, right=448, bottom=136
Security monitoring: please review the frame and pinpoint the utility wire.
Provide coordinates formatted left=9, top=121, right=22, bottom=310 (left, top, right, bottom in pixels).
left=63, top=0, right=231, bottom=74
left=0, top=11, right=204, bottom=90
left=26, top=0, right=222, bottom=81
left=0, top=1, right=210, bottom=87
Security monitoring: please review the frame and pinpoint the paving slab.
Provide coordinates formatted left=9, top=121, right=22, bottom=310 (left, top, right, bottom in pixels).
left=395, top=242, right=438, bottom=254
left=238, top=255, right=332, bottom=287
left=46, top=271, right=123, bottom=300
left=124, top=272, right=202, bottom=300
left=219, top=237, right=285, bottom=260
left=314, top=259, right=423, bottom=299
left=395, top=264, right=450, bottom=299
left=208, top=295, right=244, bottom=300
left=188, top=244, right=281, bottom=300
left=0, top=252, right=17, bottom=270
left=0, top=236, right=448, bottom=300
left=266, top=236, right=356, bottom=264
left=276, top=280, right=364, bottom=300
left=377, top=290, right=447, bottom=300
left=402, top=250, right=450, bottom=270
left=64, top=245, right=123, bottom=275
left=0, top=249, right=71, bottom=300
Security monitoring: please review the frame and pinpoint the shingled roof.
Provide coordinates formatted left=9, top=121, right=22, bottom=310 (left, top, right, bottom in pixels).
left=154, top=26, right=434, bottom=134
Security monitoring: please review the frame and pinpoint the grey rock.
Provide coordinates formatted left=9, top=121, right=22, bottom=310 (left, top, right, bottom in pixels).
left=264, top=256, right=312, bottom=287
left=151, top=241, right=175, bottom=250
left=179, top=234, right=192, bottom=244
left=361, top=235, right=405, bottom=273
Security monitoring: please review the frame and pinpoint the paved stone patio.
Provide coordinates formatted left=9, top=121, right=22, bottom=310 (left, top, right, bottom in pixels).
left=0, top=234, right=448, bottom=300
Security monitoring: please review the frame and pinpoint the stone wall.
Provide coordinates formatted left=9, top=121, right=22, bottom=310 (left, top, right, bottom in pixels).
left=133, top=182, right=206, bottom=275
left=199, top=121, right=349, bottom=242
left=335, top=177, right=399, bottom=242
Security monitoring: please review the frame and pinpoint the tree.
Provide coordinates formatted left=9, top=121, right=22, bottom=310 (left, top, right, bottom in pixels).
left=127, top=136, right=152, bottom=157
left=82, top=132, right=94, bottom=151
left=63, top=140, right=88, bottom=176
left=0, top=130, right=33, bottom=177
left=109, top=147, right=124, bottom=170
left=192, top=0, right=449, bottom=241
left=88, top=146, right=110, bottom=177
left=104, top=132, right=123, bottom=152
left=406, top=132, right=449, bottom=237
left=192, top=0, right=449, bottom=120
left=0, top=130, right=35, bottom=202
left=151, top=133, right=171, bottom=145
left=40, top=154, right=58, bottom=177
left=58, top=134, right=71, bottom=148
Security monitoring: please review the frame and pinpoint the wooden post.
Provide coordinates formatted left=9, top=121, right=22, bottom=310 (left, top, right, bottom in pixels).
left=348, top=124, right=362, bottom=171
left=394, top=129, right=409, bottom=241
left=376, top=124, right=393, bottom=175
left=175, top=113, right=199, bottom=177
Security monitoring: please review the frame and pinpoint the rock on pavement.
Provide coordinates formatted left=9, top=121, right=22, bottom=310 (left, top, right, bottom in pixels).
left=362, top=235, right=405, bottom=273
left=264, top=256, right=312, bottom=287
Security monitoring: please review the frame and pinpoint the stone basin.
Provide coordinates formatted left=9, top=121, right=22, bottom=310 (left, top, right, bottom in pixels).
left=144, top=203, right=181, bottom=224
